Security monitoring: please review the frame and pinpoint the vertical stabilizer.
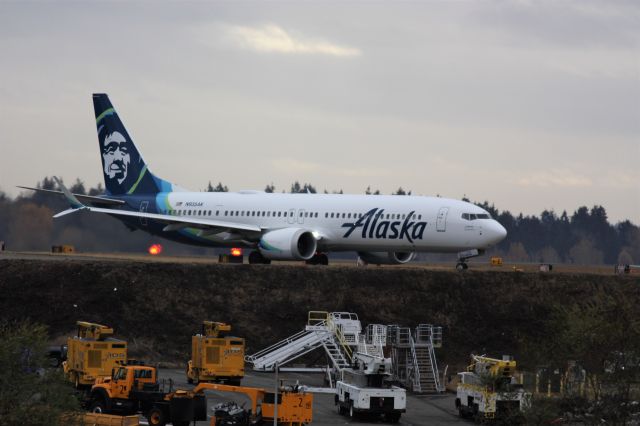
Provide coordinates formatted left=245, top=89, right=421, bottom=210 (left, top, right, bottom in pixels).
left=93, top=94, right=173, bottom=196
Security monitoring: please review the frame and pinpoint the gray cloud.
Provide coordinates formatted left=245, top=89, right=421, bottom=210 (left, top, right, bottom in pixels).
left=0, top=1, right=638, bottom=223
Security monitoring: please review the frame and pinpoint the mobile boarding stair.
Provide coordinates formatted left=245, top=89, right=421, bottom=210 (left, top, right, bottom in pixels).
left=389, top=324, right=444, bottom=393
left=245, top=311, right=360, bottom=374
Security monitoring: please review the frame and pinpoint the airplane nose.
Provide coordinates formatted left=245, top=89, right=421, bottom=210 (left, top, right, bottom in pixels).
left=488, top=220, right=507, bottom=245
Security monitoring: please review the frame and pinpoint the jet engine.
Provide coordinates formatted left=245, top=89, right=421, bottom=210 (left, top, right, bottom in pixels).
left=357, top=251, right=415, bottom=265
left=258, top=228, right=317, bottom=260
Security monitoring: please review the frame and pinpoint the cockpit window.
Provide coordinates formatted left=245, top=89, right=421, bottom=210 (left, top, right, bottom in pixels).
left=462, top=213, right=491, bottom=221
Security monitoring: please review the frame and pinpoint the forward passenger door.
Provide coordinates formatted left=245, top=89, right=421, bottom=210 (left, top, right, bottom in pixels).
left=436, top=207, right=449, bottom=232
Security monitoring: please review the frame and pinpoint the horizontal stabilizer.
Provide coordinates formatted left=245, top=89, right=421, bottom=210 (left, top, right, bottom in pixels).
left=17, top=186, right=125, bottom=206
left=53, top=208, right=81, bottom=218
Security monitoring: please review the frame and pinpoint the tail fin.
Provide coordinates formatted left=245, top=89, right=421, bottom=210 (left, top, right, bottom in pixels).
left=93, top=94, right=174, bottom=196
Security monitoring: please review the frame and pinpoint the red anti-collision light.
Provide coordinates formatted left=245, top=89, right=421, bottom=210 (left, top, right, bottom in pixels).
left=230, top=248, right=243, bottom=257
left=148, top=244, right=162, bottom=255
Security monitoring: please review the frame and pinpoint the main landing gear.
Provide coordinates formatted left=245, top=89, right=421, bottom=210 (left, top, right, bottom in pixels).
left=455, top=249, right=484, bottom=272
left=306, top=253, right=329, bottom=266
left=248, top=251, right=271, bottom=265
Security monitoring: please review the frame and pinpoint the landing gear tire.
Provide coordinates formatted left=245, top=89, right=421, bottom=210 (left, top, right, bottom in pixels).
left=248, top=251, right=271, bottom=265
left=306, top=253, right=329, bottom=266
left=456, top=262, right=468, bottom=272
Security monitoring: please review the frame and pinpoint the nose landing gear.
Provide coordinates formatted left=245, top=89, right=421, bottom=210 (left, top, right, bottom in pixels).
left=456, top=262, right=468, bottom=272
left=456, top=249, right=484, bottom=272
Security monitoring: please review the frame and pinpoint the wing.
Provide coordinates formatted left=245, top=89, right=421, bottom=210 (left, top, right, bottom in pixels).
left=85, top=206, right=262, bottom=238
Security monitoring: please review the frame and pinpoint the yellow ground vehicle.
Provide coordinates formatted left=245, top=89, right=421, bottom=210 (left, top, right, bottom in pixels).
left=89, top=363, right=206, bottom=426
left=490, top=257, right=503, bottom=266
left=455, top=355, right=529, bottom=422
left=186, top=321, right=245, bottom=385
left=193, top=382, right=313, bottom=425
left=63, top=321, right=127, bottom=388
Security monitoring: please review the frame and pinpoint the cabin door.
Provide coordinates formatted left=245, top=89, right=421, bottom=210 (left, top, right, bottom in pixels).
left=436, top=207, right=449, bottom=232
left=140, top=201, right=149, bottom=226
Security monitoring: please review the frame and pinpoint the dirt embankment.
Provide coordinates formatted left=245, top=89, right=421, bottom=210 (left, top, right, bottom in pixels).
left=1, top=259, right=638, bottom=368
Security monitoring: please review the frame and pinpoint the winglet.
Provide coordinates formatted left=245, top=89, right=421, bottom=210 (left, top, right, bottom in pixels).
left=53, top=176, right=87, bottom=216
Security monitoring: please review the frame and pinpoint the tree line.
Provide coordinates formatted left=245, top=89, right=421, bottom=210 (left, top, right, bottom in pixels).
left=0, top=177, right=638, bottom=264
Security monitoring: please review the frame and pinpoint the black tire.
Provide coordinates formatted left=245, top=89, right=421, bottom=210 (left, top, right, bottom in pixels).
left=227, top=378, right=242, bottom=386
left=249, top=251, right=271, bottom=265
left=248, top=251, right=262, bottom=264
left=147, top=406, right=166, bottom=426
left=319, top=253, right=329, bottom=265
left=456, top=262, right=466, bottom=272
left=89, top=400, right=108, bottom=414
left=386, top=412, right=401, bottom=423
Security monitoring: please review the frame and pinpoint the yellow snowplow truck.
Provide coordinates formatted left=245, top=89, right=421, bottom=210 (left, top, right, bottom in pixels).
left=63, top=321, right=127, bottom=388
left=455, top=354, right=529, bottom=422
left=186, top=321, right=245, bottom=385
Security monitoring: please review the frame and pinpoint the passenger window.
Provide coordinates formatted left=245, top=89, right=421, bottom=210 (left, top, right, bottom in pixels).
left=283, top=212, right=287, bottom=217
left=342, top=213, right=345, bottom=218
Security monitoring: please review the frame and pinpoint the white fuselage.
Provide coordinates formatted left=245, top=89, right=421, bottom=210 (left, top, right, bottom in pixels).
left=154, top=191, right=506, bottom=253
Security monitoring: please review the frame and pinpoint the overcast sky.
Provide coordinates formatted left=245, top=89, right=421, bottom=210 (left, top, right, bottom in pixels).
left=1, top=1, right=638, bottom=223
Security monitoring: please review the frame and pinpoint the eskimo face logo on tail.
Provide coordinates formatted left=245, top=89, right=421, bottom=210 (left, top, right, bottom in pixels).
left=341, top=208, right=427, bottom=243
left=97, top=121, right=144, bottom=195
left=102, top=131, right=130, bottom=184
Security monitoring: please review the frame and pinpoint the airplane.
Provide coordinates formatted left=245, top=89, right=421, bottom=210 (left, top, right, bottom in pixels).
left=22, top=94, right=507, bottom=270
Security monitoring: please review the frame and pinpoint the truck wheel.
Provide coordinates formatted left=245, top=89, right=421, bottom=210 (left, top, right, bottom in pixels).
left=147, top=407, right=166, bottom=426
left=89, top=400, right=107, bottom=414
left=386, top=413, right=401, bottom=423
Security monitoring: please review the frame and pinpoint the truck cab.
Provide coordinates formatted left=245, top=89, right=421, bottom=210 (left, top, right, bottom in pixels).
left=97, top=365, right=158, bottom=399
left=90, top=365, right=162, bottom=415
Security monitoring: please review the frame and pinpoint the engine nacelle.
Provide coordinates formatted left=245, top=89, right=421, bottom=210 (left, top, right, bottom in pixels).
left=357, top=251, right=415, bottom=265
left=258, top=228, right=317, bottom=260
